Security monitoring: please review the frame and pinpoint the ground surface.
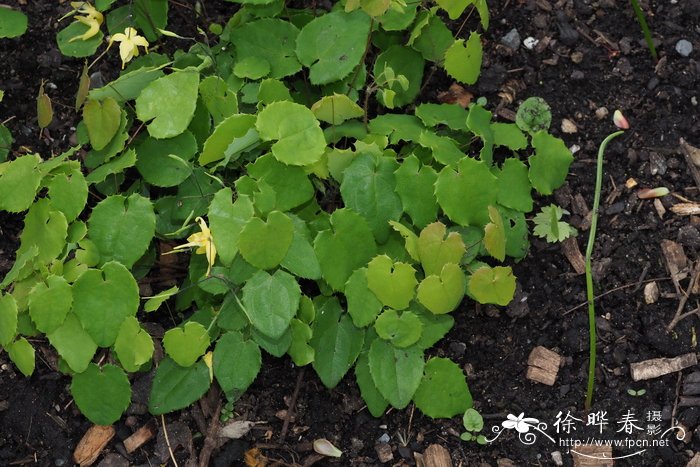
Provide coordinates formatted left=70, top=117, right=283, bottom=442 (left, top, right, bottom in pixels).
left=1, top=0, right=700, bottom=466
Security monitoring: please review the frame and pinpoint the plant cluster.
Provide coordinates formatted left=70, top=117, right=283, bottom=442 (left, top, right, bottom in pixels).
left=0, top=0, right=573, bottom=426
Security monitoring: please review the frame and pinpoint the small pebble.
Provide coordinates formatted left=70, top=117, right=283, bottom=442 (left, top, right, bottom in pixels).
left=523, top=36, right=539, bottom=50
left=595, top=107, right=609, bottom=120
left=571, top=70, right=584, bottom=80
left=676, top=39, right=693, bottom=57
left=377, top=433, right=390, bottom=444
left=647, top=76, right=660, bottom=91
left=561, top=118, right=577, bottom=133
left=551, top=451, right=564, bottom=466
left=501, top=28, right=521, bottom=51
left=570, top=51, right=584, bottom=63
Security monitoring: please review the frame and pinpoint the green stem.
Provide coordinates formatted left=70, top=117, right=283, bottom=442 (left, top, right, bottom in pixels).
left=585, top=130, right=624, bottom=410
left=629, top=0, right=658, bottom=61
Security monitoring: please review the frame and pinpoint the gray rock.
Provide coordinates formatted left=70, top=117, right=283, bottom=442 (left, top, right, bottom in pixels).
left=501, top=28, right=521, bottom=51
left=676, top=39, right=693, bottom=57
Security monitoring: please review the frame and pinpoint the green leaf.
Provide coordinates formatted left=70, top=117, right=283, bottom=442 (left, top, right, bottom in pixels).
left=368, top=114, right=424, bottom=144
left=492, top=123, right=528, bottom=151
left=416, top=263, right=466, bottom=314
left=256, top=101, right=326, bottom=166
left=239, top=211, right=294, bottom=270
left=6, top=337, right=34, bottom=376
left=496, top=158, right=532, bottom=212
left=247, top=153, right=314, bottom=211
left=242, top=270, right=300, bottom=338
left=516, top=97, right=552, bottom=134
left=46, top=168, right=88, bottom=223
left=18, top=199, right=68, bottom=264
left=500, top=207, right=530, bottom=259
left=199, top=114, right=258, bottom=166
left=143, top=286, right=178, bottom=312
left=0, top=154, right=41, bottom=213
left=149, top=358, right=211, bottom=415
left=528, top=131, right=574, bottom=195
left=413, top=357, right=472, bottom=418
left=375, top=309, right=422, bottom=348
left=199, top=76, right=238, bottom=126
left=466, top=104, right=494, bottom=165
left=253, top=326, right=292, bottom=357
left=533, top=204, right=577, bottom=243
left=230, top=18, right=301, bottom=79
left=72, top=261, right=139, bottom=347
left=314, top=208, right=377, bottom=291
left=208, top=189, right=254, bottom=266
left=436, top=0, right=470, bottom=19
left=368, top=339, right=424, bottom=409
left=345, top=268, right=383, bottom=328
left=310, top=298, right=364, bottom=388
left=88, top=66, right=165, bottom=103
left=87, top=193, right=155, bottom=268
left=463, top=407, right=485, bottom=431
left=135, top=132, right=197, bottom=187
left=483, top=206, right=506, bottom=261
left=0, top=125, right=13, bottom=163
left=28, top=275, right=72, bottom=334
left=415, top=103, right=469, bottom=132
left=296, top=10, right=371, bottom=85
left=311, top=93, right=364, bottom=125
left=0, top=7, right=27, bottom=38
left=418, top=130, right=464, bottom=166
left=410, top=13, right=453, bottom=63
left=136, top=71, right=199, bottom=139
left=47, top=313, right=97, bottom=373
left=417, top=222, right=465, bottom=276
left=280, top=217, right=322, bottom=280
left=388, top=221, right=419, bottom=262
left=435, top=157, right=498, bottom=227
left=288, top=319, right=314, bottom=366
left=444, top=33, right=483, bottom=85
left=83, top=98, right=122, bottom=151
left=340, top=154, right=403, bottom=243
left=114, top=316, right=154, bottom=372
left=0, top=293, right=18, bottom=347
left=85, top=147, right=136, bottom=185
left=355, top=350, right=389, bottom=417
left=374, top=46, right=424, bottom=108
left=214, top=331, right=262, bottom=394
left=366, top=255, right=417, bottom=311
left=71, top=364, right=131, bottom=425
left=413, top=305, right=454, bottom=349
left=56, top=22, right=103, bottom=57
left=468, top=265, right=516, bottom=306
left=163, top=322, right=211, bottom=367
left=392, top=158, right=437, bottom=229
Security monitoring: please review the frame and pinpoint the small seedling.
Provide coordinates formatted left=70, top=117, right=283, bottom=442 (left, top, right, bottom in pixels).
left=461, top=408, right=487, bottom=445
left=533, top=204, right=577, bottom=243
left=627, top=388, right=647, bottom=397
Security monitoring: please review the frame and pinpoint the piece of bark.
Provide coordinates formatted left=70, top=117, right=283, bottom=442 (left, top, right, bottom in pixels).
left=123, top=422, right=155, bottom=454
left=561, top=237, right=586, bottom=274
left=679, top=396, right=700, bottom=407
left=630, top=353, right=698, bottom=381
left=644, top=282, right=659, bottom=304
left=681, top=138, right=700, bottom=193
left=571, top=444, right=613, bottom=466
left=526, top=346, right=562, bottom=386
left=654, top=199, right=667, bottom=218
left=375, top=443, right=394, bottom=463
left=661, top=239, right=688, bottom=283
left=672, top=203, right=700, bottom=216
left=423, top=444, right=452, bottom=467
left=73, top=425, right=115, bottom=467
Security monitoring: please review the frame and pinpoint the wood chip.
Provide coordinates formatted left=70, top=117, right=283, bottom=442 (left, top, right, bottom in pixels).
left=671, top=203, right=700, bottom=216
left=653, top=199, right=666, bottom=218
left=660, top=239, right=688, bottom=283
left=560, top=237, right=586, bottom=274
left=625, top=177, right=638, bottom=189
left=73, top=425, right=115, bottom=467
left=643, top=281, right=659, bottom=304
left=526, top=346, right=562, bottom=386
left=375, top=443, right=394, bottom=463
left=681, top=138, right=700, bottom=192
left=123, top=422, right=155, bottom=454
left=422, top=444, right=452, bottom=467
left=571, top=444, right=613, bottom=466
left=630, top=353, right=698, bottom=381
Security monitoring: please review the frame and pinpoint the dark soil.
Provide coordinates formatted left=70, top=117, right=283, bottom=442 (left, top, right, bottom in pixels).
left=1, top=0, right=700, bottom=466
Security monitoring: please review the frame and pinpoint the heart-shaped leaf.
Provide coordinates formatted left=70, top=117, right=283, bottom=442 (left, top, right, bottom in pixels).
left=149, top=358, right=211, bottom=415
left=238, top=211, right=294, bottom=270
left=417, top=222, right=465, bottom=276
left=114, top=316, right=154, bottom=372
left=483, top=206, right=506, bottom=261
left=368, top=339, right=424, bottom=409
left=345, top=268, right=383, bottom=327
left=163, top=321, right=211, bottom=367
left=0, top=154, right=42, bottom=213
left=311, top=93, right=364, bottom=125
left=435, top=157, right=498, bottom=227
left=47, top=314, right=97, bottom=373
left=413, top=357, right=472, bottom=418
left=208, top=189, right=255, bottom=266
left=374, top=309, right=422, bottom=348
left=394, top=155, right=438, bottom=229
left=135, top=71, right=199, bottom=139
left=242, top=270, right=300, bottom=339
left=83, top=98, right=122, bottom=150
left=528, top=131, right=574, bottom=195
left=468, top=265, right=516, bottom=306
left=416, top=263, right=466, bottom=314
left=366, top=255, right=417, bottom=311
left=444, top=32, right=482, bottom=85
left=6, top=337, right=34, bottom=377
left=71, top=363, right=131, bottom=425
left=288, top=319, right=314, bottom=367
left=28, top=275, right=72, bottom=334
left=214, top=331, right=261, bottom=394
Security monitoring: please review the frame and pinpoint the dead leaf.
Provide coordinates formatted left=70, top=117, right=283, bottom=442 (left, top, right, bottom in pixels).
left=245, top=448, right=267, bottom=467
left=219, top=420, right=256, bottom=439
left=437, top=83, right=473, bottom=108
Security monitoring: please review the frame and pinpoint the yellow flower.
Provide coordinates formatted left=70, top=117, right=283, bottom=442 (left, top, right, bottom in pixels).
left=108, top=27, right=149, bottom=69
left=68, top=2, right=104, bottom=43
left=172, top=217, right=217, bottom=276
